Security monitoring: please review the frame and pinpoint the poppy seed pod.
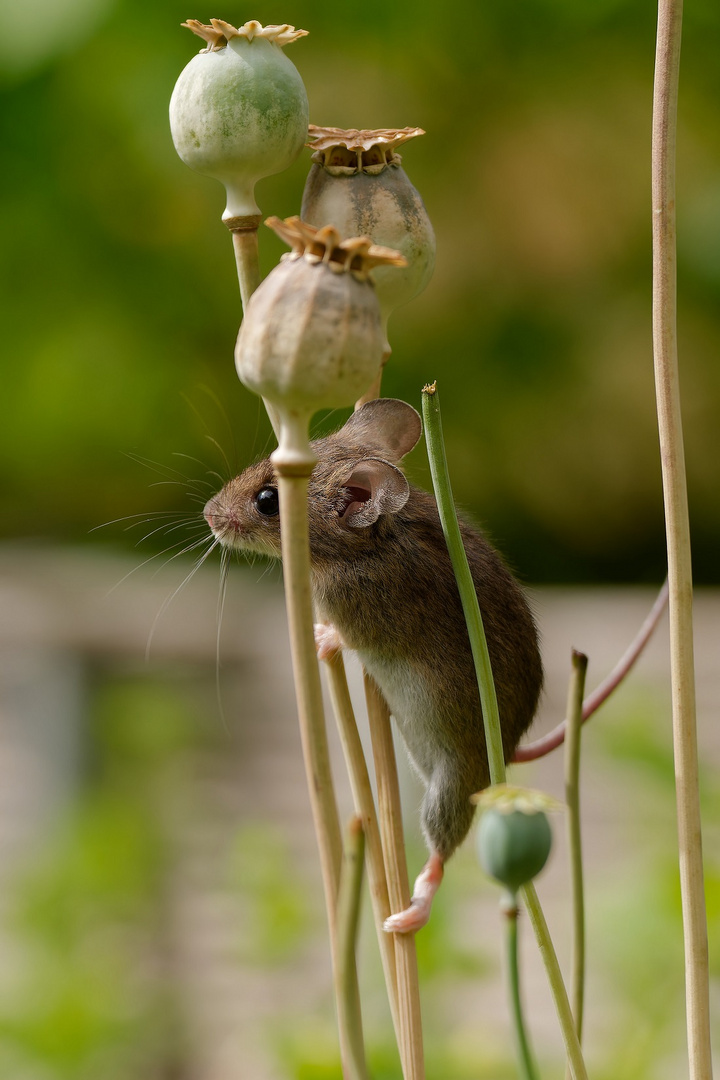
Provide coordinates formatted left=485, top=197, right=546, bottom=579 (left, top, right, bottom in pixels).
left=301, top=126, right=436, bottom=350
left=170, top=19, right=309, bottom=225
left=474, top=786, right=557, bottom=900
left=235, top=217, right=406, bottom=468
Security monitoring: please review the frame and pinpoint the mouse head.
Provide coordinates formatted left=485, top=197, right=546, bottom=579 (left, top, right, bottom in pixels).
left=204, top=398, right=422, bottom=561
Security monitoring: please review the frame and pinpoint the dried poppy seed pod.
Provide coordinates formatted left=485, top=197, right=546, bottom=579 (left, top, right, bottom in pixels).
left=170, top=19, right=309, bottom=226
left=235, top=217, right=406, bottom=469
left=301, top=126, right=436, bottom=351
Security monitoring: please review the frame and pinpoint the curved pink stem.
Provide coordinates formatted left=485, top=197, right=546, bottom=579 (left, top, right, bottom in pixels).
left=513, top=579, right=669, bottom=763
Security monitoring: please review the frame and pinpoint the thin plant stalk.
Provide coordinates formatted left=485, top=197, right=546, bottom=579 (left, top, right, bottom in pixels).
left=336, top=817, right=370, bottom=1080
left=421, top=384, right=504, bottom=782
left=228, top=221, right=282, bottom=437
left=324, top=652, right=403, bottom=1047
left=275, top=466, right=364, bottom=1076
left=347, top=362, right=417, bottom=1071
left=276, top=471, right=342, bottom=898
left=505, top=899, right=540, bottom=1080
left=365, top=672, right=425, bottom=1080
left=355, top=348, right=391, bottom=410
left=522, top=883, right=589, bottom=1080
left=515, top=580, right=668, bottom=762
left=564, top=650, right=588, bottom=1080
left=651, top=1, right=713, bottom=1075
left=421, top=382, right=589, bottom=1080
left=229, top=222, right=262, bottom=312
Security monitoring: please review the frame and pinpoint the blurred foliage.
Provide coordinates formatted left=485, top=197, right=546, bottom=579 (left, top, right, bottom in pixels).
left=0, top=662, right=717, bottom=1076
left=226, top=823, right=311, bottom=965
left=0, top=675, right=202, bottom=1078
left=1, top=0, right=718, bottom=581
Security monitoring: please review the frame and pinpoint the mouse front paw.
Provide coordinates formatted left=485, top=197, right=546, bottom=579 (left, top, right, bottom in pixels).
left=314, top=622, right=344, bottom=662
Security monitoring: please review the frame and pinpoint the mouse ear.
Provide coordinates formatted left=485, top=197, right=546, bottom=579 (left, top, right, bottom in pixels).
left=339, top=458, right=409, bottom=527
left=340, top=398, right=422, bottom=461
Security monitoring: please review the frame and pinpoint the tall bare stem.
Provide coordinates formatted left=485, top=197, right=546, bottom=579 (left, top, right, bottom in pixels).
left=228, top=220, right=282, bottom=436
left=365, top=673, right=425, bottom=1080
left=354, top=349, right=391, bottom=410
left=275, top=464, right=363, bottom=1076
left=651, top=2, right=713, bottom=1075
left=346, top=353, right=417, bottom=1071
left=228, top=219, right=262, bottom=311
left=564, top=650, right=588, bottom=1080
left=324, top=653, right=402, bottom=1046
left=336, top=817, right=370, bottom=1080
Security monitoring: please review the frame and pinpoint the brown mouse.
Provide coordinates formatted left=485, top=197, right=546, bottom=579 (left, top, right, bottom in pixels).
left=203, top=398, right=543, bottom=932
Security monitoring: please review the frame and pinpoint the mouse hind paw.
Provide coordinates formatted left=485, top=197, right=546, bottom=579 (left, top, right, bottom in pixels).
left=383, top=852, right=444, bottom=935
left=383, top=897, right=432, bottom=934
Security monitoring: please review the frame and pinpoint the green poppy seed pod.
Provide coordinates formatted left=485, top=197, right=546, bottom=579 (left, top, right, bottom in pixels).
left=301, top=126, right=436, bottom=351
left=474, top=786, right=556, bottom=899
left=170, top=20, right=309, bottom=225
left=235, top=217, right=406, bottom=469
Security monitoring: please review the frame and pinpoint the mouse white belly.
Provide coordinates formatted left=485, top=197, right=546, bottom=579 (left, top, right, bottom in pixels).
left=356, top=650, right=441, bottom=782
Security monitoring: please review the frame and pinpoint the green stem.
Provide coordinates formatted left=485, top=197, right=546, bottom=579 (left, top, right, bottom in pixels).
left=651, top=3, right=713, bottom=1076
left=336, top=818, right=370, bottom=1080
left=522, top=884, right=589, bottom=1080
left=505, top=900, right=540, bottom=1080
left=422, top=383, right=589, bottom=1080
left=564, top=651, right=588, bottom=1079
left=421, top=384, right=505, bottom=785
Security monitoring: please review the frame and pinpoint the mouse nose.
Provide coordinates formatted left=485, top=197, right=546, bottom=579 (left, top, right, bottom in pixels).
left=203, top=497, right=216, bottom=527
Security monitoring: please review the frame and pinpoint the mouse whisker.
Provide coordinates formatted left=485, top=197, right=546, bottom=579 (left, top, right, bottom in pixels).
left=217, top=545, right=231, bottom=635
left=144, top=536, right=221, bottom=659
left=125, top=452, right=215, bottom=497
left=136, top=517, right=207, bottom=545
left=181, top=385, right=239, bottom=476
left=204, top=434, right=236, bottom=479
left=173, top=451, right=228, bottom=489
left=146, top=478, right=215, bottom=493
left=149, top=534, right=216, bottom=577
left=90, top=510, right=192, bottom=533
left=105, top=532, right=213, bottom=596
left=253, top=553, right=280, bottom=584
left=213, top=546, right=232, bottom=733
left=105, top=541, right=194, bottom=595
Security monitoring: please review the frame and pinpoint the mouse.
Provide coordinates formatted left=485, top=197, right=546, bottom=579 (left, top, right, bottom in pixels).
left=203, top=397, right=543, bottom=932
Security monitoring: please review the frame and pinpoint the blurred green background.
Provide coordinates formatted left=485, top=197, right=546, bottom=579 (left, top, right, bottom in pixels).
left=2, top=0, right=719, bottom=583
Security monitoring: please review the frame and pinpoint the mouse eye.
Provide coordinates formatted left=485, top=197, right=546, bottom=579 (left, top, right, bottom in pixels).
left=254, top=486, right=279, bottom=517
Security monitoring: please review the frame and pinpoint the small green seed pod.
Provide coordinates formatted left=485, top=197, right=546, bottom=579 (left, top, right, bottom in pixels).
left=301, top=126, right=435, bottom=353
left=235, top=217, right=406, bottom=468
left=475, top=786, right=556, bottom=898
left=170, top=19, right=309, bottom=225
